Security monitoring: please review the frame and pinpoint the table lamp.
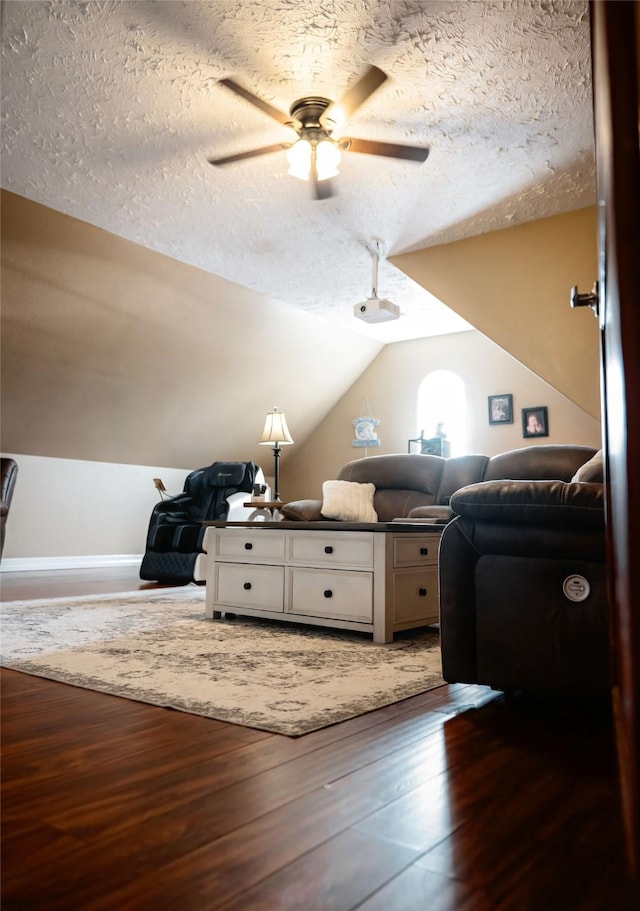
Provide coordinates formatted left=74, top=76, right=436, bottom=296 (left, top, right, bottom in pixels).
left=259, top=407, right=294, bottom=501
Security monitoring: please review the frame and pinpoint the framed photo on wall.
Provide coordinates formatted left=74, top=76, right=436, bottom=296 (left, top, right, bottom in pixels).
left=522, top=406, right=549, bottom=438
left=488, top=394, right=513, bottom=425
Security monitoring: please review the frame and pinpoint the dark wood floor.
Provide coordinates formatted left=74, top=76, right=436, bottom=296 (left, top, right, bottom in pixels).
left=0, top=568, right=636, bottom=910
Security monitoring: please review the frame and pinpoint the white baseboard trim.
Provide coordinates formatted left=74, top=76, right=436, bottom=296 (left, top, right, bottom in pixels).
left=1, top=554, right=143, bottom=573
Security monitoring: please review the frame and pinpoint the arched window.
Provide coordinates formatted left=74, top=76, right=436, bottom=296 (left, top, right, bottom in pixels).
left=417, top=370, right=467, bottom=456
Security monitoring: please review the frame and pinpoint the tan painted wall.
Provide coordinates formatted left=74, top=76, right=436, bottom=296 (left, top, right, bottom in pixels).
left=1, top=190, right=381, bottom=472
left=1, top=192, right=602, bottom=561
left=284, top=330, right=601, bottom=501
left=391, top=208, right=600, bottom=417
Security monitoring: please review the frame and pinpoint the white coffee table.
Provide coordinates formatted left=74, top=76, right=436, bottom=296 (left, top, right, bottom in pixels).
left=203, top=520, right=443, bottom=643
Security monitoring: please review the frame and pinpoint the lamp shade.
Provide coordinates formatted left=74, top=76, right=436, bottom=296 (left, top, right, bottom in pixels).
left=259, top=408, right=294, bottom=446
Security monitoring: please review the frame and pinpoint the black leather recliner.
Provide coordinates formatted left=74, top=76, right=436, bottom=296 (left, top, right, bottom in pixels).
left=1, top=457, right=18, bottom=559
left=140, top=461, right=262, bottom=585
left=439, top=446, right=610, bottom=694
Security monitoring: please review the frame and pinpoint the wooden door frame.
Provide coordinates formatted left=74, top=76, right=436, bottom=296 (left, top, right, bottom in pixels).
left=591, top=0, right=640, bottom=890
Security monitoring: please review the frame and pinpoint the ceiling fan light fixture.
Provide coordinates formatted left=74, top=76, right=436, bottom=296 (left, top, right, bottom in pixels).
left=287, top=137, right=341, bottom=182
left=212, top=67, right=429, bottom=198
left=315, top=139, right=341, bottom=180
left=286, top=139, right=312, bottom=179
left=323, top=104, right=346, bottom=130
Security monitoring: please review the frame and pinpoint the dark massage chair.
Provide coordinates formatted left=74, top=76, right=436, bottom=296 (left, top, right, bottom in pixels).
left=140, top=460, right=264, bottom=585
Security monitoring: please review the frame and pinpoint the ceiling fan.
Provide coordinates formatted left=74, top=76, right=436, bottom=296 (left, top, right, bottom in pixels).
left=208, top=65, right=429, bottom=200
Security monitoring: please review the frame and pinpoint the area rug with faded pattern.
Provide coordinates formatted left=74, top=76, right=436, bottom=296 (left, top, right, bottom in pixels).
left=0, top=587, right=444, bottom=736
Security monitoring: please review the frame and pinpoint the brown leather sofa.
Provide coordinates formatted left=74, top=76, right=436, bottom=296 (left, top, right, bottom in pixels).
left=280, top=445, right=597, bottom=524
left=1, top=457, right=18, bottom=558
left=439, top=447, right=609, bottom=694
left=280, top=452, right=490, bottom=522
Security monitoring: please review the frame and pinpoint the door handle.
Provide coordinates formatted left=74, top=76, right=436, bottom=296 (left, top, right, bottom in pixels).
left=570, top=282, right=599, bottom=318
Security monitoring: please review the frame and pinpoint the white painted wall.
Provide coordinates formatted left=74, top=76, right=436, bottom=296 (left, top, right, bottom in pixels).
left=1, top=453, right=190, bottom=569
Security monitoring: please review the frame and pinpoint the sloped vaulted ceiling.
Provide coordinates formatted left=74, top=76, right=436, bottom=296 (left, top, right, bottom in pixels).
left=1, top=0, right=595, bottom=343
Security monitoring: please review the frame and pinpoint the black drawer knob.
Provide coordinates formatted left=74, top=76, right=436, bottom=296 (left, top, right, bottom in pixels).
left=419, top=588, right=427, bottom=597
left=324, top=590, right=333, bottom=598
left=324, top=545, right=333, bottom=554
left=420, top=547, right=429, bottom=556
left=243, top=582, right=252, bottom=590
left=244, top=542, right=253, bottom=550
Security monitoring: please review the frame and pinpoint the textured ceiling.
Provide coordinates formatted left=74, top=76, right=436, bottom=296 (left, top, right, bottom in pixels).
left=1, top=0, right=596, bottom=342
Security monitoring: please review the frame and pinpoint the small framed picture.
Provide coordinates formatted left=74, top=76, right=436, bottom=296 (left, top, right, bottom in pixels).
left=522, top=406, right=549, bottom=438
left=488, top=394, right=513, bottom=425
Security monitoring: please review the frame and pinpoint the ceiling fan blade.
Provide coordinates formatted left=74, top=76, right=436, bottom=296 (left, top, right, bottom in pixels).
left=218, top=78, right=299, bottom=129
left=321, top=65, right=388, bottom=128
left=208, top=142, right=291, bottom=166
left=343, top=137, right=430, bottom=162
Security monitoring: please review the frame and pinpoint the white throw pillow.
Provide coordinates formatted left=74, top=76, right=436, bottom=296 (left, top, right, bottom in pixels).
left=321, top=480, right=378, bottom=522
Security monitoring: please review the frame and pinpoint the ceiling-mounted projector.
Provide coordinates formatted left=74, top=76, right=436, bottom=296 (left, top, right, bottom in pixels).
left=354, top=240, right=400, bottom=323
left=354, top=297, right=401, bottom=322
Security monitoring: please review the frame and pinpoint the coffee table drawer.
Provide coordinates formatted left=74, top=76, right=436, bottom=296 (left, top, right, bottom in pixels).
left=288, top=533, right=374, bottom=569
left=214, top=531, right=286, bottom=562
left=393, top=568, right=439, bottom=623
left=214, top=563, right=284, bottom=611
left=287, top=568, right=373, bottom=622
left=394, top=535, right=439, bottom=567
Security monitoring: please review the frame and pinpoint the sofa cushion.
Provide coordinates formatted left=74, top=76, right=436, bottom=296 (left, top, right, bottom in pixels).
left=436, top=454, right=489, bottom=504
left=337, top=453, right=444, bottom=494
left=321, top=480, right=378, bottom=522
left=279, top=499, right=324, bottom=521
left=572, top=449, right=604, bottom=483
left=407, top=505, right=454, bottom=521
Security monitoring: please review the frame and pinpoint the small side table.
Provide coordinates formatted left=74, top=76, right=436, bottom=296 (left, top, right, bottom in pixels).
left=243, top=500, right=284, bottom=521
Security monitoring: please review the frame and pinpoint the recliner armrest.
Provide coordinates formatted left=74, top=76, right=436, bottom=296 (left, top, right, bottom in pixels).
left=279, top=499, right=324, bottom=521
left=450, top=480, right=605, bottom=530
left=152, top=494, right=194, bottom=515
